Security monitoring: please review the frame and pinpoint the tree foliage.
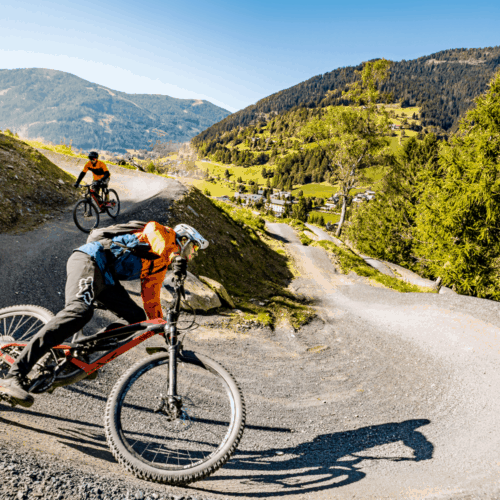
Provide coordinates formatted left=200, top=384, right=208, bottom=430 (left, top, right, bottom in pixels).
left=348, top=134, right=440, bottom=267
left=413, top=71, right=500, bottom=298
left=300, top=59, right=393, bottom=236
left=349, top=69, right=500, bottom=300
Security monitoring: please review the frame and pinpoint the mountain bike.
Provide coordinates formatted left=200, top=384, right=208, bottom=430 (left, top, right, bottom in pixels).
left=0, top=259, right=245, bottom=485
left=73, top=183, right=120, bottom=233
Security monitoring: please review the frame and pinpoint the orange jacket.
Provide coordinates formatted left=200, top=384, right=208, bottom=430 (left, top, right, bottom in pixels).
left=83, top=160, right=109, bottom=181
left=136, top=222, right=179, bottom=319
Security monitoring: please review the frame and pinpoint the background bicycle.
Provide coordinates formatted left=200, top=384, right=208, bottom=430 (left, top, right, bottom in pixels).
left=73, top=182, right=120, bottom=233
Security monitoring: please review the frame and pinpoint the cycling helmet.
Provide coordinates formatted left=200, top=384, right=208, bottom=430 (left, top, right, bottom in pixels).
left=173, top=224, right=209, bottom=260
left=88, top=151, right=99, bottom=160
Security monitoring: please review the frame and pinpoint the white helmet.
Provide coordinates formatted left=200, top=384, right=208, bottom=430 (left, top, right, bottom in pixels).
left=173, top=224, right=209, bottom=251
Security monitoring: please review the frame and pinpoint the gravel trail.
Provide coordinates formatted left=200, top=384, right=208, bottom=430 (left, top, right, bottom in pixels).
left=2, top=156, right=500, bottom=500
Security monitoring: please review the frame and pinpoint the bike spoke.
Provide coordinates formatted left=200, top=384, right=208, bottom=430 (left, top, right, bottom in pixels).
left=5, top=315, right=17, bottom=336
left=19, top=318, right=43, bottom=340
left=116, top=358, right=236, bottom=471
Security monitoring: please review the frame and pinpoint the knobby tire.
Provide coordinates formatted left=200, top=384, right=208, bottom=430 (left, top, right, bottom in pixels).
left=73, top=198, right=100, bottom=233
left=105, top=189, right=120, bottom=218
left=104, top=351, right=245, bottom=485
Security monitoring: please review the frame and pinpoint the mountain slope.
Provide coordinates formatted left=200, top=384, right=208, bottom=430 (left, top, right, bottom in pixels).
left=0, top=68, right=230, bottom=152
left=194, top=46, right=500, bottom=145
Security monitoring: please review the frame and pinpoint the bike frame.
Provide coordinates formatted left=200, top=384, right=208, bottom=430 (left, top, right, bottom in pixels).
left=0, top=279, right=184, bottom=399
left=82, top=184, right=105, bottom=209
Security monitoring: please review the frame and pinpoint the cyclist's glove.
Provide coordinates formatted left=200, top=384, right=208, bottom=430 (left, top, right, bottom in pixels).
left=172, top=257, right=187, bottom=280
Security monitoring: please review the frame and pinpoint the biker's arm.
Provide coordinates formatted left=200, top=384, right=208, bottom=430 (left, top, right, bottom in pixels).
left=74, top=171, right=85, bottom=188
left=140, top=268, right=168, bottom=319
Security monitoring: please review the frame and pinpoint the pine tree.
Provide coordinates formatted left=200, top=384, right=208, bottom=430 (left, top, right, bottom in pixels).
left=414, top=70, right=500, bottom=299
left=348, top=134, right=440, bottom=268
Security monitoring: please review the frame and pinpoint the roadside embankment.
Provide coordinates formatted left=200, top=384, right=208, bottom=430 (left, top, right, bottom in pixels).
left=0, top=133, right=79, bottom=233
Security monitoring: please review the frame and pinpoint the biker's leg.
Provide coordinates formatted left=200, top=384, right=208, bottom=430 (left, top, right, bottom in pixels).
left=8, top=252, right=105, bottom=379
left=97, top=282, right=147, bottom=326
left=103, top=178, right=110, bottom=202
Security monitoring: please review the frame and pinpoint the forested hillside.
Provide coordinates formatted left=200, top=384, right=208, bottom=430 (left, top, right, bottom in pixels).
left=0, top=69, right=230, bottom=153
left=194, top=46, right=500, bottom=146
left=194, top=101, right=419, bottom=188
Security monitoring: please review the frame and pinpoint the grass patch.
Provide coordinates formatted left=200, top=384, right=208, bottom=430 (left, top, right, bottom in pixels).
left=268, top=296, right=315, bottom=330
left=314, top=240, right=436, bottom=294
left=22, top=139, right=88, bottom=159
left=212, top=202, right=266, bottom=232
left=299, top=231, right=314, bottom=246
left=190, top=179, right=236, bottom=197
left=236, top=296, right=314, bottom=330
left=308, top=211, right=340, bottom=224
left=195, top=161, right=266, bottom=185
left=23, top=138, right=140, bottom=170
left=292, top=183, right=337, bottom=198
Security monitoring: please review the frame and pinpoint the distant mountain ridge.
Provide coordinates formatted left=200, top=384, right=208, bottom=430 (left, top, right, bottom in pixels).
left=0, top=68, right=230, bottom=152
left=194, top=46, right=500, bottom=144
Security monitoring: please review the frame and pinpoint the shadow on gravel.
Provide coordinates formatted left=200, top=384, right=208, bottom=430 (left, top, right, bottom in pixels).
left=199, top=419, right=433, bottom=497
left=0, top=412, right=115, bottom=462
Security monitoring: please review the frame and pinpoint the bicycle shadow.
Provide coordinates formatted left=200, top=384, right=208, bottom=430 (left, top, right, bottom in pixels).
left=197, top=419, right=433, bottom=497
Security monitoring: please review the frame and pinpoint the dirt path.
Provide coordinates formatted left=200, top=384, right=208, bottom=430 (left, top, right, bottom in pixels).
left=2, top=158, right=500, bottom=499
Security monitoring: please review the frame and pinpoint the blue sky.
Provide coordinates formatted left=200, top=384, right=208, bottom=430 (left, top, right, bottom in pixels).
left=2, top=0, right=499, bottom=112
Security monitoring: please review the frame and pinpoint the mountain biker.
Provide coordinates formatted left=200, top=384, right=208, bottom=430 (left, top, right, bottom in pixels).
left=74, top=151, right=110, bottom=203
left=0, top=221, right=208, bottom=408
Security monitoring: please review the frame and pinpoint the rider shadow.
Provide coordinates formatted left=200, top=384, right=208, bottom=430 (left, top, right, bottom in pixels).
left=200, top=419, right=433, bottom=497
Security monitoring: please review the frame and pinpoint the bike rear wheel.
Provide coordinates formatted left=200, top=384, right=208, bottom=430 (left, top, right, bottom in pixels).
left=0, top=305, right=54, bottom=378
left=105, top=189, right=120, bottom=218
left=73, top=198, right=99, bottom=233
left=104, top=350, right=245, bottom=485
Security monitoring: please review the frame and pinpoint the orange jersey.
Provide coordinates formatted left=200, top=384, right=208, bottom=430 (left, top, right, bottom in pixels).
left=83, top=160, right=109, bottom=181
left=136, top=222, right=179, bottom=320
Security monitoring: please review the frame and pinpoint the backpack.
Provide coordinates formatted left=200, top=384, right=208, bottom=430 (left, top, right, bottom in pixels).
left=83, top=221, right=166, bottom=283
left=87, top=221, right=147, bottom=246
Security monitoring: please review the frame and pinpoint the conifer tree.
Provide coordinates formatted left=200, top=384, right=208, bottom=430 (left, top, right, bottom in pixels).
left=414, top=70, right=500, bottom=298
left=348, top=134, right=440, bottom=268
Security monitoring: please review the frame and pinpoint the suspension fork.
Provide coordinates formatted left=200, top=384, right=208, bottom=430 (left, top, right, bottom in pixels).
left=163, top=263, right=187, bottom=415
left=165, top=308, right=182, bottom=413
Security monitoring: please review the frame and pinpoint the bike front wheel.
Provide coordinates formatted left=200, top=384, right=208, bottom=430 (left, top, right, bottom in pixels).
left=73, top=198, right=99, bottom=233
left=104, top=351, right=245, bottom=485
left=105, top=189, right=120, bottom=218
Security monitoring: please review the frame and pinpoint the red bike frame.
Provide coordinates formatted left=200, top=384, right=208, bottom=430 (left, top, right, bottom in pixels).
left=0, top=318, right=168, bottom=378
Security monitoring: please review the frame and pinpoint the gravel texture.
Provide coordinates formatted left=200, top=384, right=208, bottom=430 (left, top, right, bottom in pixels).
left=0, top=443, right=216, bottom=500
